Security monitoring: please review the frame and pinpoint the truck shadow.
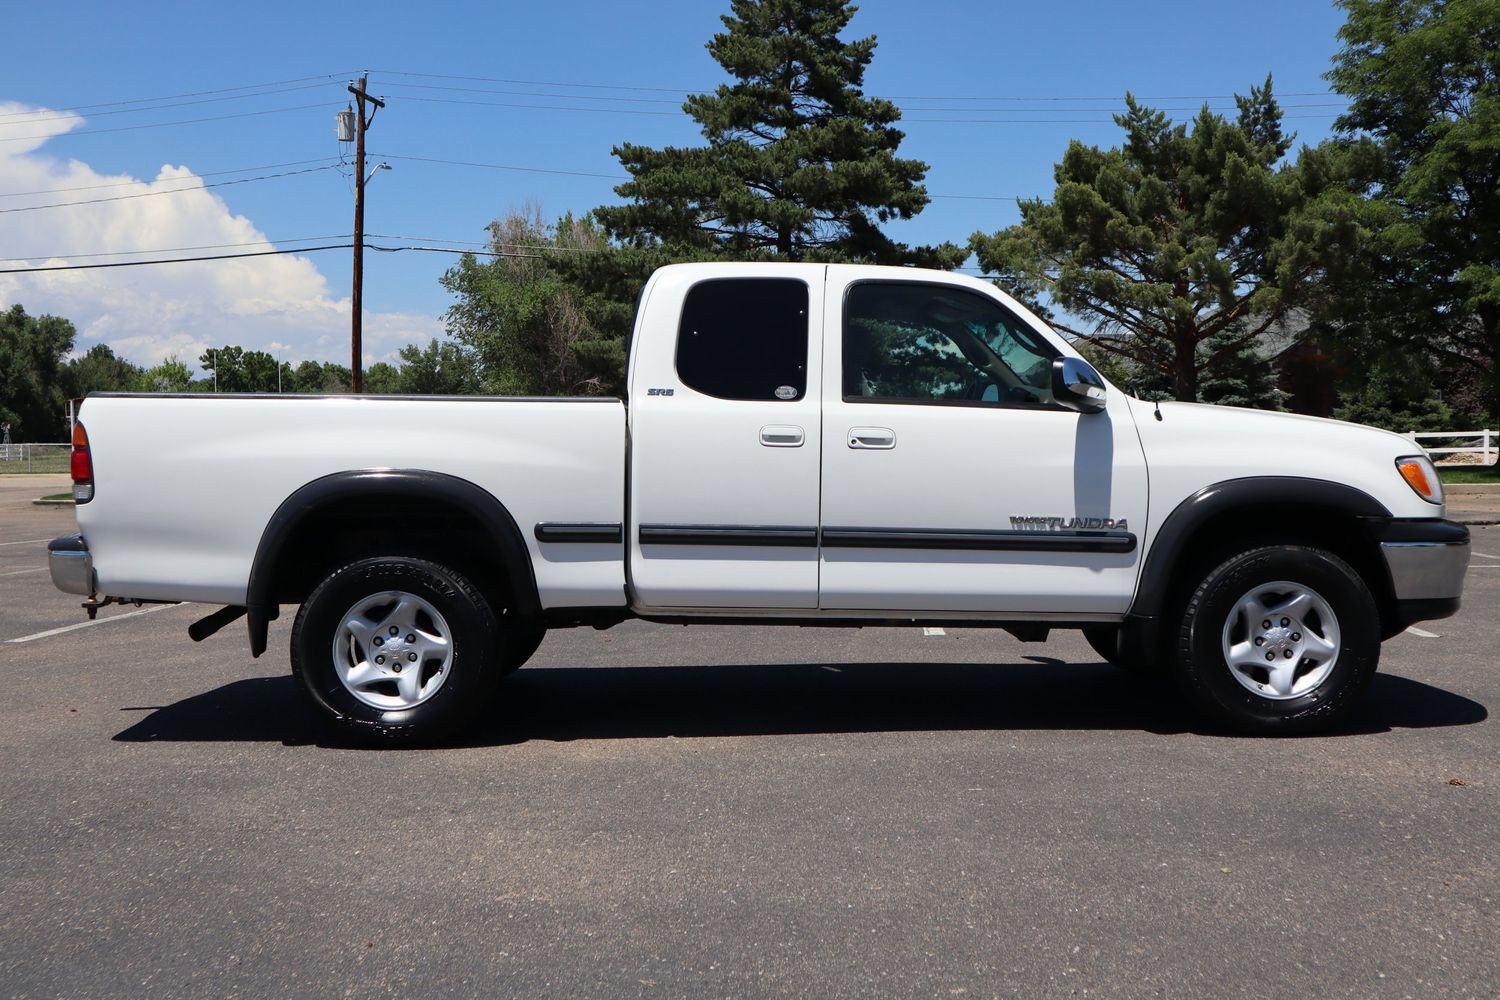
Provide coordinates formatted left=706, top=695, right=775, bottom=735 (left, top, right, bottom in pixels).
left=113, top=660, right=1487, bottom=748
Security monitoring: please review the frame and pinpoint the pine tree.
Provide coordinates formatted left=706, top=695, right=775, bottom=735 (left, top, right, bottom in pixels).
left=969, top=79, right=1368, bottom=402
left=594, top=0, right=960, bottom=266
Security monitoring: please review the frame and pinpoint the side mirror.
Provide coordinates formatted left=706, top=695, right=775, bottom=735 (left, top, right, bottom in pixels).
left=1051, top=357, right=1107, bottom=414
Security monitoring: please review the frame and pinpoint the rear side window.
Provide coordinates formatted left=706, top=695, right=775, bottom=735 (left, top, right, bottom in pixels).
left=676, top=278, right=809, bottom=401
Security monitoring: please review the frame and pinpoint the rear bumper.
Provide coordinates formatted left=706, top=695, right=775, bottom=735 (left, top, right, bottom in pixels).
left=48, top=534, right=95, bottom=596
left=1378, top=518, right=1468, bottom=630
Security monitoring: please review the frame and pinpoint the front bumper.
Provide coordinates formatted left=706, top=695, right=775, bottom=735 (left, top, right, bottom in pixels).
left=48, top=534, right=95, bottom=596
left=1378, top=518, right=1468, bottom=630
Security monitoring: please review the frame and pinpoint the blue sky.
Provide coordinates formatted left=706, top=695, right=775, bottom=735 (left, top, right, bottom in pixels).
left=0, top=0, right=1352, bottom=369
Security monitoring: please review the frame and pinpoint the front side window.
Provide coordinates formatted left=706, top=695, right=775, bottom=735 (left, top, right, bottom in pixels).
left=843, top=283, right=1058, bottom=406
left=676, top=278, right=809, bottom=401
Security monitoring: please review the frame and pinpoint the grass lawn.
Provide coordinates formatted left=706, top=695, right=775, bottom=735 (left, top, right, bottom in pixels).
left=39, top=493, right=73, bottom=502
left=1439, top=465, right=1500, bottom=483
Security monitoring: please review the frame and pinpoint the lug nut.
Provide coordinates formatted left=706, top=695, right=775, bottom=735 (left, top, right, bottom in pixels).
left=1254, top=637, right=1265, bottom=646
left=1284, top=649, right=1294, bottom=658
left=389, top=626, right=400, bottom=637
left=375, top=655, right=385, bottom=665
left=407, top=652, right=417, bottom=662
left=1280, top=618, right=1290, bottom=627
left=373, top=636, right=383, bottom=646
left=1265, top=652, right=1275, bottom=661
left=406, top=634, right=415, bottom=643
left=393, top=663, right=402, bottom=673
left=1262, top=620, right=1271, bottom=629
left=1291, top=632, right=1301, bottom=642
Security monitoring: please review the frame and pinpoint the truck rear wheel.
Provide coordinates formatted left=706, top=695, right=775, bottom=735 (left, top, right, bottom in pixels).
left=291, top=556, right=502, bottom=744
left=1174, top=545, right=1379, bottom=735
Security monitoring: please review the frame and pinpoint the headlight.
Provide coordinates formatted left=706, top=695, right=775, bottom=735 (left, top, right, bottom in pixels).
left=1395, top=454, right=1443, bottom=505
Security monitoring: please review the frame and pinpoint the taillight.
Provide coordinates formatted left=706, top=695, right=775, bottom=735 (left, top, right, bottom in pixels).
left=71, top=421, right=94, bottom=504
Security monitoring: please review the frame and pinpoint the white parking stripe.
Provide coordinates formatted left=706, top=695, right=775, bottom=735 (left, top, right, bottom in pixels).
left=1469, top=551, right=1500, bottom=560
left=1405, top=626, right=1441, bottom=639
left=0, top=537, right=51, bottom=548
left=6, top=603, right=182, bottom=644
left=0, top=567, right=45, bottom=577
left=922, top=627, right=947, bottom=636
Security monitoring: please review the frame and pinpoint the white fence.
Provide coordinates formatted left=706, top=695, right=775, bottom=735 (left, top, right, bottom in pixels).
left=0, top=443, right=71, bottom=474
left=1406, top=430, right=1496, bottom=467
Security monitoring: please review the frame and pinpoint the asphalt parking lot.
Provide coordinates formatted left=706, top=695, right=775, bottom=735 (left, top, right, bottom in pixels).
left=1, top=475, right=1495, bottom=998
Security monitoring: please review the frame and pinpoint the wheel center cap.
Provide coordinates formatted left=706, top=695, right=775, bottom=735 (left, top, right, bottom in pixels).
left=1263, top=625, right=1295, bottom=653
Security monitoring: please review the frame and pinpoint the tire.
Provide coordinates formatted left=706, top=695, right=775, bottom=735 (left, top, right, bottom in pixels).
left=500, top=622, right=546, bottom=675
left=1174, top=545, right=1379, bottom=735
left=291, top=556, right=502, bottom=744
left=1082, top=625, right=1160, bottom=674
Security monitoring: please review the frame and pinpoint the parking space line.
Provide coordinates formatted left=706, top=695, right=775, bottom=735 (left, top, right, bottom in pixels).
left=1405, top=626, right=1441, bottom=639
left=922, top=627, right=947, bottom=636
left=0, top=537, right=52, bottom=548
left=6, top=603, right=182, bottom=644
left=0, top=568, right=45, bottom=577
left=1470, top=551, right=1500, bottom=560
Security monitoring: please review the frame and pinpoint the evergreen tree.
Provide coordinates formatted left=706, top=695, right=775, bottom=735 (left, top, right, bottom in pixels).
left=1327, top=0, right=1500, bottom=421
left=970, top=79, right=1368, bottom=402
left=595, top=0, right=960, bottom=267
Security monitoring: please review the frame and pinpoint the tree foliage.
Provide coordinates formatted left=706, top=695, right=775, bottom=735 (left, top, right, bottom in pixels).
left=441, top=208, right=621, bottom=395
left=595, top=0, right=960, bottom=267
left=970, top=80, right=1369, bottom=403
left=1327, top=0, right=1500, bottom=420
left=0, top=304, right=76, bottom=440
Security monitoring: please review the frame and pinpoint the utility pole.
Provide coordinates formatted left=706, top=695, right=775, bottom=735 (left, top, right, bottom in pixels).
left=347, top=73, right=384, bottom=393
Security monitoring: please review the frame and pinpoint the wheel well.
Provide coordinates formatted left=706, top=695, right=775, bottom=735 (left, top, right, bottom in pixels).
left=264, top=494, right=521, bottom=616
left=1152, top=503, right=1398, bottom=636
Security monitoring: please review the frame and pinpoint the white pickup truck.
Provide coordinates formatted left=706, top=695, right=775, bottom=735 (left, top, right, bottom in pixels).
left=49, top=263, right=1470, bottom=742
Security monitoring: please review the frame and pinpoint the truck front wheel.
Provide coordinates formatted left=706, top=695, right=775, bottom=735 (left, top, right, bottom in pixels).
left=1174, top=545, right=1380, bottom=735
left=291, top=556, right=502, bottom=744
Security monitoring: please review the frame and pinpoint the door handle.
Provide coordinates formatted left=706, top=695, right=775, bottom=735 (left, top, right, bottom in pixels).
left=848, top=426, right=896, bottom=449
left=760, top=425, right=804, bottom=447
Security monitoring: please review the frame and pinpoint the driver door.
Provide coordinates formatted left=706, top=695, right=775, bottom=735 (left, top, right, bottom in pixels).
left=817, top=270, right=1149, bottom=615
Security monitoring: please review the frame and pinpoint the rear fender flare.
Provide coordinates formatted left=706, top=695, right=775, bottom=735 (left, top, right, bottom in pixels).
left=245, top=469, right=538, bottom=656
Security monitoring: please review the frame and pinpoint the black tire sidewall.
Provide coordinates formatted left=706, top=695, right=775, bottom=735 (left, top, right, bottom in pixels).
left=1178, top=546, right=1379, bottom=734
left=292, top=557, right=499, bottom=739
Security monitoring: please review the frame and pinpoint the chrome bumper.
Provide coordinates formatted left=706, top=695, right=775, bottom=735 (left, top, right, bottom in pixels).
left=1379, top=519, right=1469, bottom=601
left=48, top=534, right=95, bottom=596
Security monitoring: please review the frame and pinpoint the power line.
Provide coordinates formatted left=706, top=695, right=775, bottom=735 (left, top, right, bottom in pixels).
left=370, top=68, right=1338, bottom=102
left=367, top=233, right=605, bottom=254
left=393, top=95, right=678, bottom=117
left=0, top=73, right=354, bottom=119
left=0, top=83, right=337, bottom=126
left=0, top=244, right=353, bottom=274
left=0, top=157, right=337, bottom=199
left=371, top=151, right=625, bottom=180
left=372, top=151, right=1029, bottom=201
left=0, top=235, right=353, bottom=264
left=0, top=102, right=345, bottom=143
left=0, top=164, right=339, bottom=214
left=378, top=80, right=1343, bottom=113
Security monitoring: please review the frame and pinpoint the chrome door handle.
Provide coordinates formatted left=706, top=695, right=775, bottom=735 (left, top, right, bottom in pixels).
left=848, top=426, right=896, bottom=449
left=760, top=425, right=804, bottom=447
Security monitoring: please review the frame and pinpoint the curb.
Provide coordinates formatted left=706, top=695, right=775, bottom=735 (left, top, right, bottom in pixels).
left=32, top=498, right=74, bottom=507
left=1444, top=483, right=1500, bottom=495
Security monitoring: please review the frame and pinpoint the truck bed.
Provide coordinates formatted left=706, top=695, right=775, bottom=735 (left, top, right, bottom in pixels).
left=76, top=394, right=628, bottom=609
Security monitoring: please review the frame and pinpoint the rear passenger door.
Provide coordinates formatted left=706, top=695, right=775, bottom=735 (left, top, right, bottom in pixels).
left=627, top=266, right=824, bottom=610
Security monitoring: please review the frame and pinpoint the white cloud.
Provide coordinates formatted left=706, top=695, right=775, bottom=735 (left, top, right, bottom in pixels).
left=0, top=102, right=441, bottom=370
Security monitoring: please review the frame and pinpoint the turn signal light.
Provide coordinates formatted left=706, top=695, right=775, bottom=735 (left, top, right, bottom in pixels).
left=71, top=421, right=94, bottom=504
left=1396, top=455, right=1442, bottom=505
